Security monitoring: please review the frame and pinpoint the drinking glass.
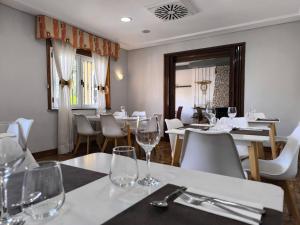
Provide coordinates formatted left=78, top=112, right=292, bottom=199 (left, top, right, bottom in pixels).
left=109, top=146, right=139, bottom=188
left=206, top=107, right=217, bottom=125
left=136, top=116, right=161, bottom=186
left=120, top=106, right=127, bottom=117
left=228, top=107, right=237, bottom=119
left=0, top=136, right=26, bottom=225
left=22, top=161, right=65, bottom=220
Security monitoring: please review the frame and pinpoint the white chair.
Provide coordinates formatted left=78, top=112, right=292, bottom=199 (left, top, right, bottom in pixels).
left=73, top=114, right=101, bottom=155
left=165, top=119, right=183, bottom=158
left=131, top=111, right=146, bottom=118
left=180, top=129, right=246, bottom=179
left=216, top=117, right=249, bottom=160
left=242, top=123, right=300, bottom=223
left=100, top=114, right=128, bottom=152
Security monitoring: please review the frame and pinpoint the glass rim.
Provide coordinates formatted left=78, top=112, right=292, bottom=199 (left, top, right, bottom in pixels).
left=113, top=146, right=135, bottom=153
left=26, top=160, right=61, bottom=171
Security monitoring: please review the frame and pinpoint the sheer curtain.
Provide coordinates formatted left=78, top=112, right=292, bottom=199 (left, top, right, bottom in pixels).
left=53, top=40, right=76, bottom=154
left=93, top=54, right=109, bottom=111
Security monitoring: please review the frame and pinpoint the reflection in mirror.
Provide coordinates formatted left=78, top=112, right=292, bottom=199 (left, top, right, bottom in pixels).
left=175, top=57, right=230, bottom=124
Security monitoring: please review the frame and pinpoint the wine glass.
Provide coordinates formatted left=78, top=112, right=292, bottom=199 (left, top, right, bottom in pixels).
left=120, top=106, right=127, bottom=117
left=109, top=146, right=139, bottom=188
left=0, top=136, right=26, bottom=225
left=206, top=107, right=217, bottom=126
left=22, top=161, right=65, bottom=220
left=228, top=107, right=237, bottom=119
left=135, top=116, right=161, bottom=186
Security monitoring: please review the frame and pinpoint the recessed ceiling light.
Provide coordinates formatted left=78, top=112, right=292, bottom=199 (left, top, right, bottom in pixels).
left=142, top=29, right=151, bottom=34
left=121, top=17, right=132, bottom=22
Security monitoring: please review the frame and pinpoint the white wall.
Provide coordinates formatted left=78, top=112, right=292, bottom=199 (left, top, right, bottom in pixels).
left=128, top=21, right=300, bottom=136
left=0, top=4, right=128, bottom=152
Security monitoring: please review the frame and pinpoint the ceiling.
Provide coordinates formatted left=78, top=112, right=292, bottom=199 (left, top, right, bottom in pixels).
left=1, top=0, right=300, bottom=50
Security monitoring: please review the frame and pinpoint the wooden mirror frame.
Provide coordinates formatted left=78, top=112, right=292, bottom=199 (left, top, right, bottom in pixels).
left=164, top=43, right=245, bottom=130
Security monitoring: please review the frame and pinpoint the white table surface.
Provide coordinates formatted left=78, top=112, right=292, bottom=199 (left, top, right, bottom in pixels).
left=26, top=153, right=283, bottom=225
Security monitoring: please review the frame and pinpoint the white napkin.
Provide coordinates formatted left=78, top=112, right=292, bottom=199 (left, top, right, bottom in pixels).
left=174, top=188, right=263, bottom=225
left=0, top=133, right=16, bottom=139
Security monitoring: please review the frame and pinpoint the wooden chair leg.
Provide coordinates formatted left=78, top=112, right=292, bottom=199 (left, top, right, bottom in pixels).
left=86, top=136, right=90, bottom=155
left=73, top=135, right=81, bottom=155
left=281, top=180, right=300, bottom=223
left=101, top=138, right=108, bottom=152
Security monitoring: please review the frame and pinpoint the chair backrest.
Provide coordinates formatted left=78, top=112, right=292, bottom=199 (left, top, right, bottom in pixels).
left=217, top=117, right=248, bottom=129
left=276, top=123, right=300, bottom=179
left=74, top=114, right=94, bottom=135
left=180, top=129, right=246, bottom=179
left=176, top=106, right=183, bottom=120
left=215, top=107, right=228, bottom=119
left=14, top=118, right=34, bottom=149
left=100, top=114, right=124, bottom=137
left=132, top=111, right=146, bottom=118
left=165, top=119, right=183, bottom=156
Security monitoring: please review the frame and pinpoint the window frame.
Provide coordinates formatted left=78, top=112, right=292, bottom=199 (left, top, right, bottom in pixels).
left=46, top=39, right=111, bottom=111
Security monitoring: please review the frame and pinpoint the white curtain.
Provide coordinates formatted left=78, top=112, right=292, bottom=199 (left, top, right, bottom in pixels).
left=53, top=40, right=76, bottom=154
left=93, top=54, right=109, bottom=111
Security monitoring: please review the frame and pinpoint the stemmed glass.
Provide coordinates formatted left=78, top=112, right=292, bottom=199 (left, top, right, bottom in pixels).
left=136, top=116, right=161, bottom=186
left=0, top=136, right=26, bottom=225
left=120, top=106, right=127, bottom=117
left=228, top=107, right=237, bottom=119
left=206, top=107, right=217, bottom=126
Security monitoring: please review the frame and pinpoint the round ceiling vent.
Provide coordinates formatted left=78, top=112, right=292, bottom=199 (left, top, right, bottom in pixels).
left=154, top=4, right=189, bottom=21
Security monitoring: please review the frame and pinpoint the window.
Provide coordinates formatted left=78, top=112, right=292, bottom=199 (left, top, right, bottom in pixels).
left=47, top=40, right=111, bottom=110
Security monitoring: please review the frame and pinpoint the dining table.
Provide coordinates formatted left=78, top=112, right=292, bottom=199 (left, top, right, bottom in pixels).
left=165, top=125, right=271, bottom=181
left=20, top=153, right=283, bottom=225
left=247, top=119, right=280, bottom=159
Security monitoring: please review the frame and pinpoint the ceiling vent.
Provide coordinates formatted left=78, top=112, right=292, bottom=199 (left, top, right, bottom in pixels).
left=147, top=0, right=199, bottom=21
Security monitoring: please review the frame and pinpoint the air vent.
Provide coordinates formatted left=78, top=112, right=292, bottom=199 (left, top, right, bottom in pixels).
left=147, top=0, right=199, bottom=21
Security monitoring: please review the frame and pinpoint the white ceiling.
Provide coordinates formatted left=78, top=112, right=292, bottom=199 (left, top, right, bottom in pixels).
left=1, top=0, right=300, bottom=50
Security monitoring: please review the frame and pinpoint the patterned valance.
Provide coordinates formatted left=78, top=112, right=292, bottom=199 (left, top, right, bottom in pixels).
left=36, top=15, right=120, bottom=60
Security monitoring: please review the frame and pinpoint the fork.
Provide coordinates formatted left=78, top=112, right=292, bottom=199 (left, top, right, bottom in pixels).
left=180, top=194, right=262, bottom=224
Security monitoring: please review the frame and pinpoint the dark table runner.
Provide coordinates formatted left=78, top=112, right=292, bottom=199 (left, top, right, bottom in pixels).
left=7, top=164, right=107, bottom=215
left=256, top=118, right=279, bottom=122
left=179, top=125, right=210, bottom=130
left=230, top=128, right=269, bottom=136
left=102, top=184, right=282, bottom=225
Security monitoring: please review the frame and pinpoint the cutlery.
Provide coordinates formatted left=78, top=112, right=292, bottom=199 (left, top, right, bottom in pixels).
left=150, top=186, right=187, bottom=208
left=184, top=191, right=265, bottom=214
left=180, top=194, right=262, bottom=224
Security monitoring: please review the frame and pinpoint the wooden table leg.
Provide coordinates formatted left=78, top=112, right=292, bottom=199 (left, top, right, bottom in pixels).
left=269, top=123, right=278, bottom=159
left=256, top=142, right=265, bottom=159
left=172, top=135, right=183, bottom=167
left=248, top=142, right=261, bottom=181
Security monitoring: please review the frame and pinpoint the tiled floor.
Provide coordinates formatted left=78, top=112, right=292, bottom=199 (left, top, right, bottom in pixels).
left=34, top=140, right=299, bottom=225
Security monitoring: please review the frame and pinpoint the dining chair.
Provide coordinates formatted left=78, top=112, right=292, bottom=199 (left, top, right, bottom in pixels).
left=73, top=114, right=102, bottom=155
left=165, top=118, right=184, bottom=159
left=180, top=129, right=246, bottom=179
left=100, top=114, right=129, bottom=152
left=242, top=123, right=300, bottom=223
left=131, top=111, right=146, bottom=118
left=216, top=117, right=249, bottom=160
left=176, top=106, right=183, bottom=120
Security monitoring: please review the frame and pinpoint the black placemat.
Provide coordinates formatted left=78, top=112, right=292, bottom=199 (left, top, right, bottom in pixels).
left=256, top=118, right=279, bottom=122
left=178, top=125, right=210, bottom=130
left=7, top=164, right=107, bottom=215
left=230, top=128, right=269, bottom=136
left=102, top=184, right=282, bottom=225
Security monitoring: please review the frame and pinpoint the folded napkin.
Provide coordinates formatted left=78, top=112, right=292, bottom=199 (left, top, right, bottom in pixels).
left=0, top=133, right=16, bottom=139
left=174, top=188, right=263, bottom=225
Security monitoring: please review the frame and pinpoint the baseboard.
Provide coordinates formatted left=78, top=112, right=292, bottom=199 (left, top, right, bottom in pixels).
left=32, top=149, right=57, bottom=158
